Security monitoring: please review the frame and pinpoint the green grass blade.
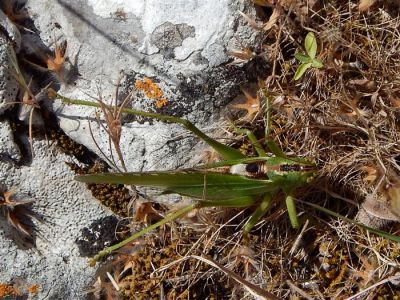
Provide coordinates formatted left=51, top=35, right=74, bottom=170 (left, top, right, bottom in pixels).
left=90, top=203, right=197, bottom=264
left=52, top=92, right=245, bottom=160
left=304, top=202, right=400, bottom=242
left=75, top=171, right=279, bottom=200
left=285, top=193, right=300, bottom=229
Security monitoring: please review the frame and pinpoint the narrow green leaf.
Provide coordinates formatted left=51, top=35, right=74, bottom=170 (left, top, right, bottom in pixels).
left=312, top=59, right=323, bottom=68
left=52, top=93, right=246, bottom=161
left=304, top=32, right=317, bottom=59
left=90, top=203, right=197, bottom=264
left=294, top=53, right=311, bottom=63
left=294, top=63, right=312, bottom=81
left=75, top=171, right=280, bottom=200
left=265, top=140, right=287, bottom=158
left=305, top=202, right=400, bottom=243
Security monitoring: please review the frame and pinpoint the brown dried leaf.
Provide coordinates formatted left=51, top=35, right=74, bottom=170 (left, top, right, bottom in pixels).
left=348, top=78, right=377, bottom=92
left=0, top=188, right=36, bottom=238
left=231, top=89, right=261, bottom=121
left=389, top=94, right=400, bottom=108
left=46, top=41, right=67, bottom=74
left=360, top=165, right=378, bottom=183
left=387, top=185, right=400, bottom=218
left=227, top=48, right=256, bottom=65
left=237, top=11, right=262, bottom=30
left=262, top=5, right=283, bottom=31
left=340, top=98, right=369, bottom=118
left=361, top=194, right=399, bottom=222
left=134, top=202, right=163, bottom=223
left=251, top=0, right=275, bottom=6
left=358, top=0, right=376, bottom=12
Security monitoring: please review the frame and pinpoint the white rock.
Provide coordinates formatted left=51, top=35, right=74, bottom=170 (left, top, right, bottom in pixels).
left=0, top=32, right=19, bottom=115
left=25, top=0, right=259, bottom=173
left=0, top=140, right=113, bottom=299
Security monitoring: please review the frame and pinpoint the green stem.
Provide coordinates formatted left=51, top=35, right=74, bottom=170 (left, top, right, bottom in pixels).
left=55, top=93, right=245, bottom=161
left=261, top=89, right=272, bottom=141
left=90, top=203, right=197, bottom=265
left=232, top=126, right=266, bottom=157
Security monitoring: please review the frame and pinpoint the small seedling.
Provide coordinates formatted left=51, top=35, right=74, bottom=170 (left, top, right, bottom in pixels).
left=0, top=187, right=36, bottom=239
left=294, top=32, right=323, bottom=80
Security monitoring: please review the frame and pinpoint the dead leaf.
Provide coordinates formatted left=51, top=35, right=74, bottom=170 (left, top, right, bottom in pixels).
left=348, top=78, right=377, bottom=92
left=389, top=94, right=400, bottom=108
left=361, top=194, right=399, bottom=222
left=134, top=201, right=163, bottom=223
left=251, top=0, right=275, bottom=6
left=387, top=185, right=400, bottom=218
left=46, top=40, right=67, bottom=74
left=231, top=88, right=261, bottom=121
left=360, top=165, right=378, bottom=183
left=227, top=48, right=256, bottom=65
left=263, top=5, right=283, bottom=31
left=340, top=98, right=369, bottom=118
left=237, top=11, right=262, bottom=30
left=358, top=0, right=376, bottom=12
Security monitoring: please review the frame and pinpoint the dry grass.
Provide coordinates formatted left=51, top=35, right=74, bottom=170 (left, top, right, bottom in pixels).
left=89, top=1, right=400, bottom=299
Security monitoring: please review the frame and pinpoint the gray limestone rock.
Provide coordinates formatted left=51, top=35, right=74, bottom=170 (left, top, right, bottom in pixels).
left=25, top=0, right=262, bottom=173
left=0, top=33, right=19, bottom=115
left=0, top=0, right=264, bottom=299
left=0, top=140, right=113, bottom=299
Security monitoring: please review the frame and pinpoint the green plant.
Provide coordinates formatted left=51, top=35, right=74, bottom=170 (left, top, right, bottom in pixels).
left=294, top=32, right=323, bottom=80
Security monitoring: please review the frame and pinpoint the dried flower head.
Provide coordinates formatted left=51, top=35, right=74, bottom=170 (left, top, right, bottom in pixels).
left=0, top=187, right=36, bottom=239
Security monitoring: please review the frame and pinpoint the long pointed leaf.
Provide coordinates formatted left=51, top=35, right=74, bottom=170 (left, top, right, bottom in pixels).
left=304, top=201, right=400, bottom=243
left=51, top=93, right=246, bottom=160
left=76, top=171, right=279, bottom=200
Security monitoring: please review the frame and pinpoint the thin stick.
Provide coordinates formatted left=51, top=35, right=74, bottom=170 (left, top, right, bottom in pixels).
left=346, top=274, right=400, bottom=300
left=89, top=203, right=197, bottom=265
left=155, top=255, right=281, bottom=300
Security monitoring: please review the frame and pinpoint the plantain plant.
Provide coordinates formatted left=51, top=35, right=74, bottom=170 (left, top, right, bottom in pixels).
left=49, top=88, right=400, bottom=265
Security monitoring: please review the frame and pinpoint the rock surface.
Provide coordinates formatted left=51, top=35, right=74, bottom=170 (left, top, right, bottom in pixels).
left=0, top=140, right=113, bottom=299
left=26, top=0, right=261, bottom=172
left=0, top=31, right=19, bottom=115
left=0, top=0, right=261, bottom=299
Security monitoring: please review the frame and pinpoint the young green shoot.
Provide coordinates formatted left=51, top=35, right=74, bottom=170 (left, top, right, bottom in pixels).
left=294, top=32, right=323, bottom=80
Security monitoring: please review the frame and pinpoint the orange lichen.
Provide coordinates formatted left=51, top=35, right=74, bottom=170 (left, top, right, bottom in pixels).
left=0, top=283, right=19, bottom=297
left=155, top=98, right=168, bottom=108
left=27, top=284, right=40, bottom=294
left=135, top=77, right=169, bottom=108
